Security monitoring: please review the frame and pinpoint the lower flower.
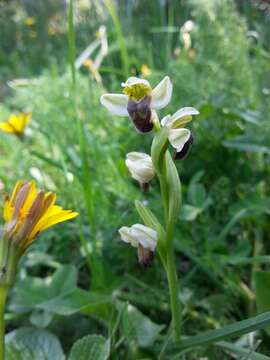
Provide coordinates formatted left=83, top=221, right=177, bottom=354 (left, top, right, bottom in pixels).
left=119, top=224, right=157, bottom=267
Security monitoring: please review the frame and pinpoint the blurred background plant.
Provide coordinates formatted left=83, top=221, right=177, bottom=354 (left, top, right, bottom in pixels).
left=0, top=0, right=269, bottom=358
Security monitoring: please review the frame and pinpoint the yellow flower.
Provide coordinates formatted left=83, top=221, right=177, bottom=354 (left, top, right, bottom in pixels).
left=24, top=17, right=35, bottom=26
left=140, top=64, right=152, bottom=77
left=3, top=180, right=79, bottom=255
left=0, top=113, right=31, bottom=137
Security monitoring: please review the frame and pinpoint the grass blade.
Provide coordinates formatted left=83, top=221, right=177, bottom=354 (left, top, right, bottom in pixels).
left=171, top=311, right=270, bottom=351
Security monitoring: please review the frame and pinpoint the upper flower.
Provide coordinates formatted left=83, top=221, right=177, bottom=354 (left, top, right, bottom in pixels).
left=119, top=223, right=157, bottom=267
left=3, top=180, right=79, bottom=255
left=161, top=107, right=199, bottom=159
left=125, top=152, right=155, bottom=189
left=0, top=112, right=31, bottom=137
left=100, top=76, right=172, bottom=133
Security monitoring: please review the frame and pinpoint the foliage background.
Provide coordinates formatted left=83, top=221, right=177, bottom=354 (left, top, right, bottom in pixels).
left=0, top=0, right=270, bottom=358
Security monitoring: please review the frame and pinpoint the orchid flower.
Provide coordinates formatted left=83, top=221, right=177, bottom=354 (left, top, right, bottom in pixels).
left=100, top=76, right=172, bottom=133
left=119, top=224, right=157, bottom=267
left=161, top=107, right=199, bottom=159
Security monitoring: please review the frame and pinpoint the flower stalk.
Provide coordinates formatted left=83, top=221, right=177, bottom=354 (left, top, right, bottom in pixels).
left=101, top=74, right=199, bottom=342
left=0, top=286, right=7, bottom=360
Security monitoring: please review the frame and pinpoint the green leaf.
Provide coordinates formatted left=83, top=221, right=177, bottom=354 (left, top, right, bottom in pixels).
left=10, top=265, right=112, bottom=322
left=5, top=327, right=64, bottom=360
left=216, top=341, right=270, bottom=360
left=121, top=304, right=164, bottom=348
left=170, top=311, right=270, bottom=352
left=151, top=127, right=169, bottom=174
left=10, top=265, right=78, bottom=312
left=69, top=335, right=110, bottom=360
left=39, top=288, right=112, bottom=321
left=165, top=151, right=181, bottom=233
left=254, top=271, right=270, bottom=334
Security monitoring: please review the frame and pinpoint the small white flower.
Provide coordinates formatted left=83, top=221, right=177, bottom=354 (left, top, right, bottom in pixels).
left=119, top=224, right=158, bottom=267
left=125, top=152, right=154, bottom=185
left=100, top=76, right=172, bottom=133
left=161, top=107, right=199, bottom=157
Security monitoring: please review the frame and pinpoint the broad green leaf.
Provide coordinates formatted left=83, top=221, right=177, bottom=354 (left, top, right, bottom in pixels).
left=69, top=335, right=110, bottom=360
left=5, top=327, right=64, bottom=360
left=10, top=265, right=78, bottom=311
left=29, top=309, right=53, bottom=328
left=39, top=288, right=112, bottom=320
left=122, top=304, right=164, bottom=348
left=254, top=271, right=270, bottom=334
left=170, top=310, right=270, bottom=352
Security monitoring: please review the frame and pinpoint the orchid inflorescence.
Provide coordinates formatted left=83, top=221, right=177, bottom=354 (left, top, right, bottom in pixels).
left=101, top=75, right=199, bottom=267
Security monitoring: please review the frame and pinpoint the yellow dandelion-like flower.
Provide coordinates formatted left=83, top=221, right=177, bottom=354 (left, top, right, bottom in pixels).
left=3, top=180, right=79, bottom=255
left=24, top=17, right=35, bottom=26
left=0, top=113, right=31, bottom=137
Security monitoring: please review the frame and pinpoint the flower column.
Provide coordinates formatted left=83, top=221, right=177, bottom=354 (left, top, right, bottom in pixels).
left=101, top=75, right=199, bottom=341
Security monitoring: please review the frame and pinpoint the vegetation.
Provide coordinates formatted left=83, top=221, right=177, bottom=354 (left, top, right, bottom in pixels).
left=0, top=0, right=269, bottom=358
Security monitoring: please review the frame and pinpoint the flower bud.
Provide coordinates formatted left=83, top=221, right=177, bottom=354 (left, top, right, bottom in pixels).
left=125, top=152, right=155, bottom=190
left=119, top=224, right=157, bottom=267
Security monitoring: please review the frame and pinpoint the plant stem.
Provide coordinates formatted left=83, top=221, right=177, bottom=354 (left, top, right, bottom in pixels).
left=158, top=158, right=181, bottom=341
left=166, top=244, right=181, bottom=341
left=0, top=287, right=7, bottom=360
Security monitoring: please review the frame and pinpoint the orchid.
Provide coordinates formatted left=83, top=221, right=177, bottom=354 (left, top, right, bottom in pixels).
left=100, top=76, right=172, bottom=133
left=119, top=224, right=157, bottom=267
left=161, top=107, right=199, bottom=159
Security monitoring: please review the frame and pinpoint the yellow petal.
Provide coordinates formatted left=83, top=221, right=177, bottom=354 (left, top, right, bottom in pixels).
left=28, top=208, right=78, bottom=241
left=0, top=122, right=16, bottom=134
left=3, top=200, right=13, bottom=223
left=20, top=181, right=37, bottom=216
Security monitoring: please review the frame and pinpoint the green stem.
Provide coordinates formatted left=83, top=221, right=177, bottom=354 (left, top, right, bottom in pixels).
left=166, top=244, right=181, bottom=341
left=158, top=154, right=181, bottom=341
left=0, top=287, right=7, bottom=360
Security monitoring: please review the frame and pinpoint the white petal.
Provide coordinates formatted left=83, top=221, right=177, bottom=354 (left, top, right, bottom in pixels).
left=131, top=224, right=157, bottom=251
left=121, top=77, right=150, bottom=88
left=119, top=226, right=139, bottom=247
left=151, top=76, right=173, bottom=109
left=125, top=152, right=154, bottom=183
left=100, top=93, right=128, bottom=116
left=171, top=107, right=199, bottom=122
left=168, top=128, right=191, bottom=152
